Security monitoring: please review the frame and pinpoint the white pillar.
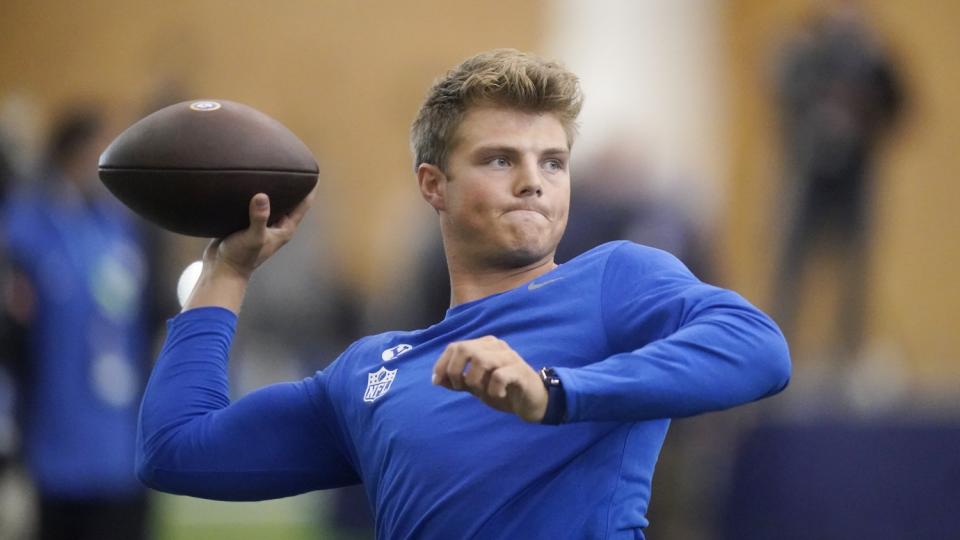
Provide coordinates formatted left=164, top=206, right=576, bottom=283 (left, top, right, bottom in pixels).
left=545, top=0, right=727, bottom=224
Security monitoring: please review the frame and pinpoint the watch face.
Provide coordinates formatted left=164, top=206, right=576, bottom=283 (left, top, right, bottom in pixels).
left=540, top=367, right=561, bottom=386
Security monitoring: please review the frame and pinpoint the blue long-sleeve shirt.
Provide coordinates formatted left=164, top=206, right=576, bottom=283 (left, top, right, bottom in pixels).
left=137, top=241, right=790, bottom=539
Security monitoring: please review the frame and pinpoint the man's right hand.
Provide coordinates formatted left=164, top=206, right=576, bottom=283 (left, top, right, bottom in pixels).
left=183, top=188, right=315, bottom=314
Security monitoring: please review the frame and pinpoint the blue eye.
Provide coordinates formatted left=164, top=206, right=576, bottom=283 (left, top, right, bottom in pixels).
left=490, top=157, right=510, bottom=168
left=543, top=159, right=564, bottom=172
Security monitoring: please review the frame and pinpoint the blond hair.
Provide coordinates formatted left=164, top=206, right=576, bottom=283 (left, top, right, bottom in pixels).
left=410, top=48, right=583, bottom=172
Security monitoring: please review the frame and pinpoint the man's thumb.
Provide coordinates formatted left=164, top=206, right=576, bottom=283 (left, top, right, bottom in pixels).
left=250, top=193, right=270, bottom=227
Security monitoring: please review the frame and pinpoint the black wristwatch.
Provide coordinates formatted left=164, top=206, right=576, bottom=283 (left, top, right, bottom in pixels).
left=539, top=367, right=567, bottom=425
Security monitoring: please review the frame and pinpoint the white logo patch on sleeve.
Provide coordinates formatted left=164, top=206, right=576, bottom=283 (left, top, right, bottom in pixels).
left=381, top=344, right=413, bottom=361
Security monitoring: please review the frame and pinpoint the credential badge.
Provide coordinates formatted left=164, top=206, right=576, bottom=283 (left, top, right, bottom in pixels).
left=364, top=367, right=398, bottom=403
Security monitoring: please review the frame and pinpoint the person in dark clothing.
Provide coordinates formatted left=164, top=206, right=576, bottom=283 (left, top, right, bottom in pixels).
left=772, top=2, right=904, bottom=358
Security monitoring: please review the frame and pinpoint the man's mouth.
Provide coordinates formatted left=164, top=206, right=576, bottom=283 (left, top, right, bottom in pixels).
left=504, top=207, right=548, bottom=220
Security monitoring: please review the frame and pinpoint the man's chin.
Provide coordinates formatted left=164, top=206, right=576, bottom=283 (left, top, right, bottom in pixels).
left=489, top=243, right=554, bottom=270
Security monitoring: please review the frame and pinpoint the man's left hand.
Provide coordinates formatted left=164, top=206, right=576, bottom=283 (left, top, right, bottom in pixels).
left=432, top=336, right=547, bottom=423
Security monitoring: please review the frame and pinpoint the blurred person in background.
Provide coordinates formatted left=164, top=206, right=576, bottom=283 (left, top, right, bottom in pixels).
left=392, top=227, right=450, bottom=330
left=0, top=105, right=152, bottom=540
left=0, top=128, right=15, bottom=202
left=1, top=123, right=21, bottom=477
left=232, top=206, right=361, bottom=393
left=556, top=137, right=711, bottom=278
left=772, top=0, right=904, bottom=361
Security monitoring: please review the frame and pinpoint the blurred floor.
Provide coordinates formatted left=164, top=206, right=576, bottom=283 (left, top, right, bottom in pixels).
left=0, top=480, right=373, bottom=540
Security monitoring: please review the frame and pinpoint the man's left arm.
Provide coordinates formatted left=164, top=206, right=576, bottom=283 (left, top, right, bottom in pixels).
left=555, top=242, right=791, bottom=423
left=433, top=242, right=790, bottom=424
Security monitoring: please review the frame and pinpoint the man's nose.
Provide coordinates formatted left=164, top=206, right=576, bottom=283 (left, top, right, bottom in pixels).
left=514, top=160, right=543, bottom=197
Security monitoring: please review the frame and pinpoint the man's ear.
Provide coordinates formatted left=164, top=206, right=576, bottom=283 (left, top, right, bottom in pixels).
left=417, top=163, right=447, bottom=212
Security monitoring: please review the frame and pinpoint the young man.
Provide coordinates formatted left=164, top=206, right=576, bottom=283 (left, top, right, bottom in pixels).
left=137, top=49, right=790, bottom=538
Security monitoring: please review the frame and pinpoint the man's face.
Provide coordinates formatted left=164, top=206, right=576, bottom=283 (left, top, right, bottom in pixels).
left=434, top=106, right=571, bottom=270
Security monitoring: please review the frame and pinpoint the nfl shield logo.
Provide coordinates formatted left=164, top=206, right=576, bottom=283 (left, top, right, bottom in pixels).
left=364, top=367, right=398, bottom=403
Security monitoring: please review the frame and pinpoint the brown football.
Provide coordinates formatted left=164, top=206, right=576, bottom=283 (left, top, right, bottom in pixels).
left=98, top=99, right=318, bottom=238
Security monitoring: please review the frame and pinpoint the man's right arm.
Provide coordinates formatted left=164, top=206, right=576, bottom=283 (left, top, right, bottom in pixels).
left=136, top=189, right=361, bottom=500
left=137, top=306, right=359, bottom=500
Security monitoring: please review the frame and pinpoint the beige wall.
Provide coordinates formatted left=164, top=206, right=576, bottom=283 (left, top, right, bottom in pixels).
left=723, top=0, right=960, bottom=385
left=4, top=0, right=957, bottom=384
left=0, top=0, right=543, bottom=288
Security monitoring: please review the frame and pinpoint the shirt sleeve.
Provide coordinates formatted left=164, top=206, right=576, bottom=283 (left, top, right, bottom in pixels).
left=136, top=307, right=359, bottom=501
left=555, top=242, right=791, bottom=423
